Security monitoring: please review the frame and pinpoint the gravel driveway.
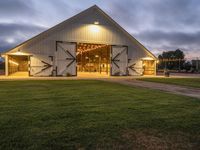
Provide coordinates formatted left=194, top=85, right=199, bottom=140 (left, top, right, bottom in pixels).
left=101, top=79, right=200, bottom=99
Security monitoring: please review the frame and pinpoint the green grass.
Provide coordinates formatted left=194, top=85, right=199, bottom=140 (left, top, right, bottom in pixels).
left=138, top=77, right=200, bottom=88
left=0, top=80, right=200, bottom=149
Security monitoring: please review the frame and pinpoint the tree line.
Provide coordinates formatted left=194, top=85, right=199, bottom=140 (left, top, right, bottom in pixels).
left=158, top=49, right=199, bottom=72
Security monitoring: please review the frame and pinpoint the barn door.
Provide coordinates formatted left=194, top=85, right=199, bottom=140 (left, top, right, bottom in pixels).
left=56, top=42, right=76, bottom=76
left=29, top=55, right=53, bottom=76
left=128, top=60, right=143, bottom=76
left=111, top=46, right=128, bottom=76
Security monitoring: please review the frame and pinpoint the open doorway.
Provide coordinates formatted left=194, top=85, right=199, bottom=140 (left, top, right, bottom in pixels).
left=77, top=43, right=110, bottom=76
left=143, top=60, right=155, bottom=75
left=8, top=55, right=29, bottom=76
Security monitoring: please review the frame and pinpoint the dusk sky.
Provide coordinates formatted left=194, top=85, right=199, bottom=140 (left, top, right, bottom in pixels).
left=0, top=0, right=200, bottom=58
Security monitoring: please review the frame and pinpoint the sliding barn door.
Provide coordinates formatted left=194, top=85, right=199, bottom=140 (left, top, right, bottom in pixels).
left=56, top=42, right=76, bottom=76
left=111, top=46, right=128, bottom=76
left=128, top=60, right=143, bottom=76
left=29, top=55, right=53, bottom=76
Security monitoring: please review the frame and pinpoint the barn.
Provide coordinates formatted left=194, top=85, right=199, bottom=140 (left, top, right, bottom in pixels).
left=1, top=5, right=157, bottom=77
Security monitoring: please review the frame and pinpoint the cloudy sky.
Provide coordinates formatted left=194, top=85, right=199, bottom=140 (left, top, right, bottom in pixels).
left=0, top=0, right=200, bottom=58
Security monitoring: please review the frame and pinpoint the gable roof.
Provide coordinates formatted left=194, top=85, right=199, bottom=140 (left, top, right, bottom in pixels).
left=2, top=5, right=156, bottom=59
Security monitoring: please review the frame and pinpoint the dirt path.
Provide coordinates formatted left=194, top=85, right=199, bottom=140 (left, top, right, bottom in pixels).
left=100, top=79, right=200, bottom=99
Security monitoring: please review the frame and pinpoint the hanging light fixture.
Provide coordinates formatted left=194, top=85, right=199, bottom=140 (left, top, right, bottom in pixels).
left=94, top=21, right=99, bottom=25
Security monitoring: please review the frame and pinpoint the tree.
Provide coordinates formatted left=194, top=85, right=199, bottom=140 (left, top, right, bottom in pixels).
left=158, top=49, right=185, bottom=70
left=183, top=61, right=192, bottom=72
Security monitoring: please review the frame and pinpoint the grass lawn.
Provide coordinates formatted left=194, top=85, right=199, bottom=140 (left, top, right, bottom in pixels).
left=0, top=80, right=200, bottom=150
left=138, top=77, right=200, bottom=88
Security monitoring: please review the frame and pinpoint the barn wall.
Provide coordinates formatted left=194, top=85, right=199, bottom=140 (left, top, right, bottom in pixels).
left=22, top=24, right=147, bottom=55
left=6, top=7, right=155, bottom=75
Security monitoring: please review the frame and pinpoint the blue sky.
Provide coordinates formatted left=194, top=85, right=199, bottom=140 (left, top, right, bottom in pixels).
left=0, top=0, right=200, bottom=58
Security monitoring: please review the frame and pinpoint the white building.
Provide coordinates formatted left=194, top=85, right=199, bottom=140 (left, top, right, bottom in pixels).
left=1, top=5, right=157, bottom=77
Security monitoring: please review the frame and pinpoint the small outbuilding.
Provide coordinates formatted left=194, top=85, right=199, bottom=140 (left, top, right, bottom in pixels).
left=1, top=5, right=157, bottom=77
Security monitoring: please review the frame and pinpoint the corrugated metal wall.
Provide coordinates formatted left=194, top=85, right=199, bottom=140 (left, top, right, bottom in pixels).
left=8, top=6, right=154, bottom=75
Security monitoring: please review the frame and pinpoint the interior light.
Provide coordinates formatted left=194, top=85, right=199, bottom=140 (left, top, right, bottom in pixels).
left=94, top=21, right=99, bottom=25
left=95, top=55, right=99, bottom=58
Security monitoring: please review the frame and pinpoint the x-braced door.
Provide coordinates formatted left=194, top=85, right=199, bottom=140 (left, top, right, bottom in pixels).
left=56, top=42, right=76, bottom=76
left=128, top=60, right=143, bottom=75
left=111, top=46, right=128, bottom=76
left=29, top=55, right=53, bottom=76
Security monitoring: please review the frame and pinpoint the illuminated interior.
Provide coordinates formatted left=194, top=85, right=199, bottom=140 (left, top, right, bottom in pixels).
left=142, top=60, right=155, bottom=75
left=8, top=55, right=29, bottom=75
left=77, top=43, right=110, bottom=75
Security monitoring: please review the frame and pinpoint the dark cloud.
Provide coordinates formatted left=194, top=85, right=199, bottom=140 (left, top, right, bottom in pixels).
left=0, top=23, right=46, bottom=36
left=150, top=0, right=200, bottom=30
left=105, top=0, right=200, bottom=57
left=134, top=30, right=200, bottom=57
left=106, top=0, right=200, bottom=32
left=0, top=23, right=46, bottom=52
left=31, top=0, right=75, bottom=25
left=135, top=30, right=200, bottom=46
left=106, top=0, right=146, bottom=31
left=0, top=0, right=35, bottom=18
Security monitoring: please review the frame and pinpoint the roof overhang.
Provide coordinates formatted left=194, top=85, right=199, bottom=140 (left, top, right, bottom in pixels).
left=3, top=51, right=31, bottom=56
left=141, top=57, right=156, bottom=61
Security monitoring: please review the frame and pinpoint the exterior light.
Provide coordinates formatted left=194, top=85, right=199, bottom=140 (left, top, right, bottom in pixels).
left=94, top=21, right=99, bottom=25
left=141, top=57, right=154, bottom=60
left=10, top=50, right=29, bottom=56
left=15, top=51, right=24, bottom=55
left=90, top=25, right=100, bottom=33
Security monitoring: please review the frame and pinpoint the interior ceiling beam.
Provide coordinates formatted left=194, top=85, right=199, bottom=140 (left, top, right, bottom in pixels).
left=77, top=44, right=108, bottom=55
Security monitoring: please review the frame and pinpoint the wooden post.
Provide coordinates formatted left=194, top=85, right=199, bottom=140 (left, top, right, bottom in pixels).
left=81, top=51, right=83, bottom=72
left=88, top=51, right=90, bottom=73
left=5, top=55, right=9, bottom=76
left=106, top=46, right=109, bottom=75
left=99, top=50, right=101, bottom=74
left=154, top=60, right=157, bottom=76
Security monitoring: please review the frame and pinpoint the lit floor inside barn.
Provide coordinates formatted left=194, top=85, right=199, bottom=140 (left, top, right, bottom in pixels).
left=77, top=43, right=110, bottom=76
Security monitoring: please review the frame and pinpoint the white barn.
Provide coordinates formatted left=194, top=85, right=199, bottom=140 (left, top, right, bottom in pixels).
left=1, top=5, right=157, bottom=77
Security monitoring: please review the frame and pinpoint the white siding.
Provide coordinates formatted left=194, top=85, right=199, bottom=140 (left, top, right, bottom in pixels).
left=6, top=6, right=155, bottom=76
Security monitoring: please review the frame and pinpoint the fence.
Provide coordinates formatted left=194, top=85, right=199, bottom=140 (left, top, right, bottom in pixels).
left=157, top=57, right=200, bottom=73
